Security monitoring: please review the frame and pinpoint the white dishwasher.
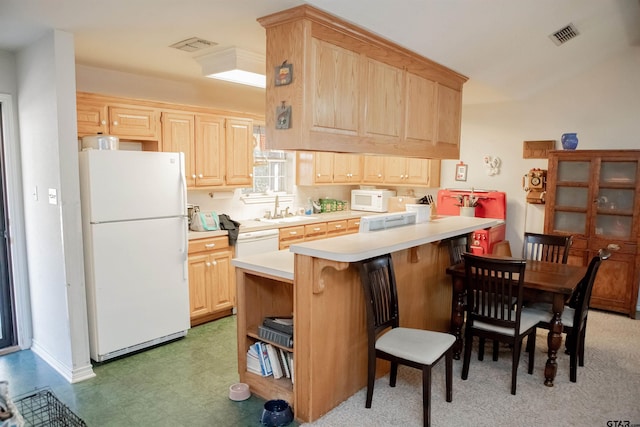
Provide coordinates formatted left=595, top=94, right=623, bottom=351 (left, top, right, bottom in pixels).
left=235, top=229, right=280, bottom=258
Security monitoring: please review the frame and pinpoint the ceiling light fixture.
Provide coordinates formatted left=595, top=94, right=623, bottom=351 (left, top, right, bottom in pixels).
left=195, top=47, right=266, bottom=88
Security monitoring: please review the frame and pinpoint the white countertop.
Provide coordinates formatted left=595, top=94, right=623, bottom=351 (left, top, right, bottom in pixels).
left=289, top=216, right=503, bottom=262
left=232, top=249, right=294, bottom=280
left=230, top=216, right=503, bottom=279
left=188, top=211, right=367, bottom=240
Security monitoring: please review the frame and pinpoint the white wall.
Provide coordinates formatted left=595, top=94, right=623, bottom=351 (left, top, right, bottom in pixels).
left=440, top=46, right=640, bottom=255
left=76, top=64, right=265, bottom=117
left=16, top=30, right=94, bottom=382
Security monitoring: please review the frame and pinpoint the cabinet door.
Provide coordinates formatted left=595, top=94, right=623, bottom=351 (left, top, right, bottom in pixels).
left=434, top=84, right=462, bottom=155
left=333, top=153, right=361, bottom=183
left=188, top=253, right=213, bottom=319
left=195, top=114, right=225, bottom=187
left=592, top=160, right=637, bottom=240
left=404, top=158, right=430, bottom=185
left=364, top=58, right=403, bottom=139
left=545, top=158, right=594, bottom=236
left=313, top=152, right=334, bottom=183
left=210, top=250, right=235, bottom=312
left=109, top=105, right=159, bottom=140
left=311, top=39, right=359, bottom=135
left=162, top=112, right=195, bottom=187
left=384, top=157, right=408, bottom=184
left=362, top=155, right=385, bottom=184
left=591, top=250, right=636, bottom=314
left=77, top=102, right=108, bottom=136
left=405, top=73, right=436, bottom=144
left=225, top=118, right=253, bottom=186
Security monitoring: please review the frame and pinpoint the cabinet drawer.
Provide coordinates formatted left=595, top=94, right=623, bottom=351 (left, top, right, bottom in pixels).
left=188, top=236, right=229, bottom=254
left=327, top=220, right=348, bottom=234
left=280, top=225, right=305, bottom=242
left=589, top=239, right=636, bottom=254
left=305, top=223, right=328, bottom=237
left=347, top=218, right=361, bottom=231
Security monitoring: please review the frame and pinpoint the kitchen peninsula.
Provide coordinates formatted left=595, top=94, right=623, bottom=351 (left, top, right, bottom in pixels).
left=233, top=216, right=502, bottom=422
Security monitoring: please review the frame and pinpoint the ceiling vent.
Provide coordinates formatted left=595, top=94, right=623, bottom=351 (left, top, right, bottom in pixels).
left=170, top=37, right=217, bottom=52
left=549, top=23, right=580, bottom=46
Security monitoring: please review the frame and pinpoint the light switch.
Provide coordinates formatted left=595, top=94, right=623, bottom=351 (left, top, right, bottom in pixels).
left=48, top=188, right=58, bottom=205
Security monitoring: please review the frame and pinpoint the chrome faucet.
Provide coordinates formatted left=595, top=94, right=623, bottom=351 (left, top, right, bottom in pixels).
left=274, top=194, right=280, bottom=218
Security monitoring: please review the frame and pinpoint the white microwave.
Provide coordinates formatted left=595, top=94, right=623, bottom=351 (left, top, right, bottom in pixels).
left=351, top=189, right=396, bottom=212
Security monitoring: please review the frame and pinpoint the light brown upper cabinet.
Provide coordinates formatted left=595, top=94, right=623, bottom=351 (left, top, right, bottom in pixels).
left=258, top=5, right=467, bottom=159
left=224, top=119, right=254, bottom=187
left=161, top=112, right=252, bottom=189
left=296, top=152, right=362, bottom=185
left=77, top=92, right=160, bottom=149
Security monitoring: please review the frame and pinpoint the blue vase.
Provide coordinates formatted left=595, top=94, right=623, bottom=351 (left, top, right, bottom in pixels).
left=561, top=133, right=579, bottom=150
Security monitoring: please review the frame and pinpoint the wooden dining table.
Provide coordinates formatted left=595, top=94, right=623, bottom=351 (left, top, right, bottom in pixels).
left=446, top=257, right=587, bottom=387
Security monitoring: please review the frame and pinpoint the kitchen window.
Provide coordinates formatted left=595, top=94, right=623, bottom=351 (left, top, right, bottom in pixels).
left=241, top=125, right=289, bottom=195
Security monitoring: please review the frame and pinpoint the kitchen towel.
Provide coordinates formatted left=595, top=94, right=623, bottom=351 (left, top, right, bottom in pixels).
left=219, top=214, right=241, bottom=246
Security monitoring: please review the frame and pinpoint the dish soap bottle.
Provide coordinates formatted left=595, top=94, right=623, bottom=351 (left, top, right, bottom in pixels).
left=305, top=198, right=313, bottom=215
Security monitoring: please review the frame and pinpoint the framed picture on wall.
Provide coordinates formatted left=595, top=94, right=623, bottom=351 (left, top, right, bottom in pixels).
left=455, top=162, right=468, bottom=181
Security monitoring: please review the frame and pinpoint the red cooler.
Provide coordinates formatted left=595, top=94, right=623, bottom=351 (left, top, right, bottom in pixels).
left=437, top=189, right=507, bottom=255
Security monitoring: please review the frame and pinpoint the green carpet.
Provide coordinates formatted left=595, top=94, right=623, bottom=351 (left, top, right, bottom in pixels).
left=0, top=316, right=299, bottom=427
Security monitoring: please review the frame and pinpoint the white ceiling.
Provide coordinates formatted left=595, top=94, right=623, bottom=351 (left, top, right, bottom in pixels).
left=0, top=0, right=638, bottom=105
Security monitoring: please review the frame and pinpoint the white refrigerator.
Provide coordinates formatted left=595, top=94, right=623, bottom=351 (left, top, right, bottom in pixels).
left=79, top=150, right=190, bottom=362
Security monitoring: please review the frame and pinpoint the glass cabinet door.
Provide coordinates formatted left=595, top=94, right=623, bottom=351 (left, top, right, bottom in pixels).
left=551, top=160, right=591, bottom=235
left=594, top=161, right=637, bottom=239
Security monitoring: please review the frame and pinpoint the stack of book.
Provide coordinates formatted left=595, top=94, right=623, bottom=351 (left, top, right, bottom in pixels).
left=246, top=341, right=294, bottom=382
left=258, top=316, right=293, bottom=349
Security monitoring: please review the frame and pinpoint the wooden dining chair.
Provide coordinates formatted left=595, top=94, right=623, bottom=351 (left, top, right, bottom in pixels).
left=522, top=232, right=572, bottom=264
left=446, top=235, right=504, bottom=361
left=357, top=254, right=455, bottom=427
left=447, top=234, right=469, bottom=265
left=528, top=248, right=610, bottom=382
left=460, top=253, right=548, bottom=395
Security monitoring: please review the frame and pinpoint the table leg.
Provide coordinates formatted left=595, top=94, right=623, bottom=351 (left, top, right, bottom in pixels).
left=450, top=276, right=465, bottom=360
left=544, top=295, right=565, bottom=386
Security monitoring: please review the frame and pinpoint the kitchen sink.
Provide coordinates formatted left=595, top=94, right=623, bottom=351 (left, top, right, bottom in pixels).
left=258, top=216, right=317, bottom=224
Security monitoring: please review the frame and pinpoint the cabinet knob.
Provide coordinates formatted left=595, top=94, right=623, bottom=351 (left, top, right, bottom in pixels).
left=317, top=173, right=321, bottom=177
left=205, top=243, right=215, bottom=248
left=112, top=120, right=118, bottom=126
left=289, top=231, right=298, bottom=235
left=335, top=224, right=342, bottom=228
left=249, top=173, right=253, bottom=177
left=100, top=120, right=107, bottom=125
left=198, top=174, right=204, bottom=178
left=313, top=227, right=321, bottom=231
left=378, top=174, right=382, bottom=178
left=192, top=174, right=196, bottom=179
left=212, top=260, right=217, bottom=266
left=206, top=262, right=211, bottom=267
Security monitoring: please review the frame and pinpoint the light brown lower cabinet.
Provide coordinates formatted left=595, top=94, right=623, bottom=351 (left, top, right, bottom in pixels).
left=278, top=217, right=361, bottom=250
left=188, top=236, right=235, bottom=326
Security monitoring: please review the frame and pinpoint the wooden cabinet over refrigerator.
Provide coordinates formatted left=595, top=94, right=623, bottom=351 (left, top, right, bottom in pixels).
left=544, top=150, right=640, bottom=317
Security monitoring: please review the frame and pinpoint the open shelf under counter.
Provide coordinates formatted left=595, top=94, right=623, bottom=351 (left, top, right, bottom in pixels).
left=235, top=249, right=295, bottom=405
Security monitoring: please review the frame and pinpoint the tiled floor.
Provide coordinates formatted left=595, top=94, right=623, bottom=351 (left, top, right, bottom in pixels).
left=0, top=316, right=299, bottom=426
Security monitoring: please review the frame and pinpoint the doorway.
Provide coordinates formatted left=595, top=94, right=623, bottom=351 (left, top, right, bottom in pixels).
left=0, top=103, right=16, bottom=350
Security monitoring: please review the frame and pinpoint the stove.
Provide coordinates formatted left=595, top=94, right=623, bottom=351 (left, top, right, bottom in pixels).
left=437, top=189, right=507, bottom=255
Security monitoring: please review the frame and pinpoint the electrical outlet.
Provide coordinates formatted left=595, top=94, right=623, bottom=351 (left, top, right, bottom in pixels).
left=48, top=188, right=58, bottom=205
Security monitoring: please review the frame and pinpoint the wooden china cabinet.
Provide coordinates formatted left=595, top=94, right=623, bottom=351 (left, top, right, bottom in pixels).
left=544, top=150, right=640, bottom=317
